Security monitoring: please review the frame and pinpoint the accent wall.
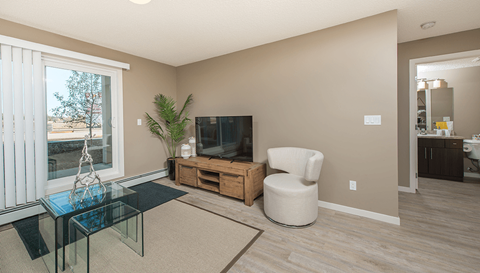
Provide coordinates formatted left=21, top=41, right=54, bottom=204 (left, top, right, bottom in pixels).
left=177, top=11, right=399, bottom=217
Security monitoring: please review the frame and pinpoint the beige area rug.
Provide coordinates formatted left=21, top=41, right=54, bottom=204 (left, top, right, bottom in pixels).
left=0, top=200, right=262, bottom=273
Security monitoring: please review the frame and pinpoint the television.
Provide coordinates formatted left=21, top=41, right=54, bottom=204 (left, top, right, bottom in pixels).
left=195, top=116, right=253, bottom=162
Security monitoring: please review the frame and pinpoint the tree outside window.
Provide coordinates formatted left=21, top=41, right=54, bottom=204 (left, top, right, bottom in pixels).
left=51, top=71, right=103, bottom=139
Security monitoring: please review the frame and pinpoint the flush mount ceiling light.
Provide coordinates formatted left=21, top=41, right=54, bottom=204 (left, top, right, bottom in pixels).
left=129, top=0, right=151, bottom=4
left=420, top=21, right=436, bottom=30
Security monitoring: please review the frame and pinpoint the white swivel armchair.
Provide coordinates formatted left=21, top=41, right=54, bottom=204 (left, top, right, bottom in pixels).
left=263, top=147, right=324, bottom=228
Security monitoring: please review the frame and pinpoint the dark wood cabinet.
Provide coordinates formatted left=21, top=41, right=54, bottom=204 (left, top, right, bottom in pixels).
left=429, top=147, right=445, bottom=175
left=445, top=148, right=464, bottom=178
left=418, top=138, right=464, bottom=181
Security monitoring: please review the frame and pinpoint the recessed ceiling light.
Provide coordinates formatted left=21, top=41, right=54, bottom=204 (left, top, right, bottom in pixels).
left=420, top=21, right=436, bottom=30
left=473, top=57, right=480, bottom=62
left=130, top=0, right=151, bottom=4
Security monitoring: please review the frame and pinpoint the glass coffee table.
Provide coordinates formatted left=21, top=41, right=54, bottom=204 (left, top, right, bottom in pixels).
left=69, top=201, right=144, bottom=273
left=38, top=182, right=138, bottom=273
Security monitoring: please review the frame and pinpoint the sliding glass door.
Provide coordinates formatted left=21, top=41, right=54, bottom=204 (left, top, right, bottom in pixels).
left=44, top=57, right=123, bottom=191
left=0, top=36, right=126, bottom=210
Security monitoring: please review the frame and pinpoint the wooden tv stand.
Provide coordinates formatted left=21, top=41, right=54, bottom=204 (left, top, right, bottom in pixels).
left=175, top=157, right=266, bottom=206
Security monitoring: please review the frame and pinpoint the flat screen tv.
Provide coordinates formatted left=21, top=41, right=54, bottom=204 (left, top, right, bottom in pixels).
left=195, top=116, right=253, bottom=162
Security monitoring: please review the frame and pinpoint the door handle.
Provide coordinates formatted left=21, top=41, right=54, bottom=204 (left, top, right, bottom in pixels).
left=431, top=148, right=433, bottom=159
left=425, top=148, right=427, bottom=159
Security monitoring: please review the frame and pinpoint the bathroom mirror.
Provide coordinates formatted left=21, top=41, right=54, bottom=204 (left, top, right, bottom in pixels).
left=417, top=90, right=426, bottom=129
left=417, top=88, right=454, bottom=131
left=429, top=88, right=454, bottom=130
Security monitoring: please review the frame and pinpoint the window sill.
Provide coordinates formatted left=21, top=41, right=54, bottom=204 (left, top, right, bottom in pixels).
left=45, top=168, right=124, bottom=195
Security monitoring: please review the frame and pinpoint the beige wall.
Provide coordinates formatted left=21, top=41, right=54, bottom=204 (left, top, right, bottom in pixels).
left=0, top=18, right=177, bottom=179
left=398, top=28, right=480, bottom=187
left=1, top=12, right=401, bottom=216
left=177, top=11, right=399, bottom=217
left=419, top=67, right=480, bottom=172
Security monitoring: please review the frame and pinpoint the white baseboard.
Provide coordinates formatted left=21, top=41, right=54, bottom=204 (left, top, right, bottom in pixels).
left=318, top=200, right=400, bottom=225
left=464, top=172, right=480, bottom=178
left=0, top=205, right=46, bottom=226
left=117, top=169, right=168, bottom=187
left=398, top=186, right=416, bottom=193
left=0, top=169, right=168, bottom=226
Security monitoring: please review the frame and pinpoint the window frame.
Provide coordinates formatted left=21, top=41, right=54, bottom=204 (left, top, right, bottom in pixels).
left=43, top=55, right=124, bottom=193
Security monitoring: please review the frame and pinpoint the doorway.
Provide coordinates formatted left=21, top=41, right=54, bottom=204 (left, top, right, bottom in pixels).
left=408, top=49, right=480, bottom=192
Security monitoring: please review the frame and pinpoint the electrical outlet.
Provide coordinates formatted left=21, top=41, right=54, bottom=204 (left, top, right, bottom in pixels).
left=137, top=119, right=142, bottom=126
left=349, top=180, right=356, bottom=191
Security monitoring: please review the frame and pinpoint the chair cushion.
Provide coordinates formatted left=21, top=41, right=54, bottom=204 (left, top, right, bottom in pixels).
left=263, top=173, right=318, bottom=226
left=264, top=173, right=316, bottom=194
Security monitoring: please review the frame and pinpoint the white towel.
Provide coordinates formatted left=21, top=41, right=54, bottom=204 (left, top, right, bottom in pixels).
left=446, top=121, right=454, bottom=130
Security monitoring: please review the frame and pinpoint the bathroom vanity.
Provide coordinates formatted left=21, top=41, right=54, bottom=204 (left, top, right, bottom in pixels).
left=418, top=135, right=464, bottom=181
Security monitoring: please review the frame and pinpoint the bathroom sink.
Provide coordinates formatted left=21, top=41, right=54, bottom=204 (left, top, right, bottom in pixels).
left=417, top=134, right=442, bottom=137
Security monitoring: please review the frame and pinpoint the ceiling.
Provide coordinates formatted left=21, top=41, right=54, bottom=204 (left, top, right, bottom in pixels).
left=418, top=56, right=480, bottom=73
left=0, top=0, right=479, bottom=66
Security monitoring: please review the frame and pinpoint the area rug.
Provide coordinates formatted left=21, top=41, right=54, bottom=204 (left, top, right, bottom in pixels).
left=11, top=182, right=187, bottom=260
left=1, top=199, right=263, bottom=273
left=129, top=181, right=187, bottom=212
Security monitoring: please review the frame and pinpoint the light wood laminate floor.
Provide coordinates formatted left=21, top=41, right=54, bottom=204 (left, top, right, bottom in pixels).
left=155, top=176, right=480, bottom=273
left=1, top=177, right=478, bottom=272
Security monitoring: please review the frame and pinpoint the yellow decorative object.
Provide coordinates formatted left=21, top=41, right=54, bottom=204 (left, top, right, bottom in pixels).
left=436, top=122, right=448, bottom=129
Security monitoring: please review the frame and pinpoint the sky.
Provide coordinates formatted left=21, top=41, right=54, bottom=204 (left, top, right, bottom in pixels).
left=45, top=66, right=71, bottom=116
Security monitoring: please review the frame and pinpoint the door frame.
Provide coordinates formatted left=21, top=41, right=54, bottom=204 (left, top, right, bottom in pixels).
left=407, top=49, right=480, bottom=192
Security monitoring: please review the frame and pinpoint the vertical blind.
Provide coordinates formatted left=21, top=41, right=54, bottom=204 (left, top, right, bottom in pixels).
left=0, top=44, right=46, bottom=210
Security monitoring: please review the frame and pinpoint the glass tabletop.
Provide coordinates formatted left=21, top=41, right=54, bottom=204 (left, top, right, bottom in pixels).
left=71, top=201, right=141, bottom=236
left=39, top=182, right=137, bottom=219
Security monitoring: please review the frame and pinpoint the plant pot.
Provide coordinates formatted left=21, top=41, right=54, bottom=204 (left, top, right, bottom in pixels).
left=167, top=158, right=176, bottom=180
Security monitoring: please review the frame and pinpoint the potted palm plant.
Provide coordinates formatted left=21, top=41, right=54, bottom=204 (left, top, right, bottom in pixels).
left=145, top=94, right=193, bottom=180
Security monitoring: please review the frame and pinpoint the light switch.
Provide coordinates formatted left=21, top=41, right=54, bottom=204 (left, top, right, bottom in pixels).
left=137, top=119, right=142, bottom=126
left=364, top=115, right=381, bottom=125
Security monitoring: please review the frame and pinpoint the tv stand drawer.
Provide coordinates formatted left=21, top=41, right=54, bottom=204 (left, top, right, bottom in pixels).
left=179, top=165, right=197, bottom=187
left=220, top=173, right=244, bottom=200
